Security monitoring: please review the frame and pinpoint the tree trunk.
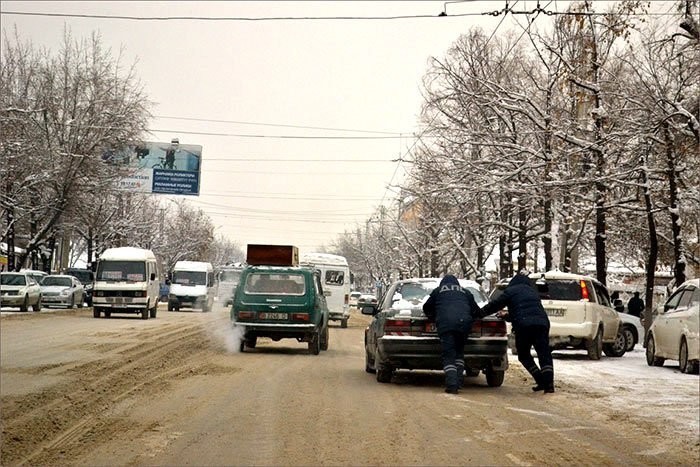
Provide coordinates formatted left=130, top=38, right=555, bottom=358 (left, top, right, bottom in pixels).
left=663, top=123, right=686, bottom=288
left=641, top=163, right=658, bottom=341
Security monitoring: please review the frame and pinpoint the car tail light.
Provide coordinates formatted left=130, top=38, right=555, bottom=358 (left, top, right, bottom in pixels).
left=479, top=320, right=507, bottom=337
left=385, top=318, right=412, bottom=335
left=580, top=280, right=590, bottom=301
left=238, top=311, right=255, bottom=319
left=292, top=313, right=309, bottom=322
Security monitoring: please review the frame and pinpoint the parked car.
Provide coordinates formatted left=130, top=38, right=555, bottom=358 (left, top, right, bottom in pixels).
left=645, top=279, right=699, bottom=374
left=362, top=278, right=508, bottom=387
left=64, top=268, right=95, bottom=306
left=1, top=271, right=42, bottom=312
left=40, top=274, right=85, bottom=308
left=491, top=271, right=626, bottom=359
left=617, top=311, right=645, bottom=352
left=20, top=269, right=48, bottom=285
left=349, top=291, right=362, bottom=309
left=357, top=293, right=378, bottom=308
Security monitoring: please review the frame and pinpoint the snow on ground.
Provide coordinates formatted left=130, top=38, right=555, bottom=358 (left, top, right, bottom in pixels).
left=534, top=346, right=699, bottom=435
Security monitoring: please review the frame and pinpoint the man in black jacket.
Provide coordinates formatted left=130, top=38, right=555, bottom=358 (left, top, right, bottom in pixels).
left=483, top=273, right=555, bottom=393
left=627, top=292, right=645, bottom=318
left=423, top=274, right=483, bottom=394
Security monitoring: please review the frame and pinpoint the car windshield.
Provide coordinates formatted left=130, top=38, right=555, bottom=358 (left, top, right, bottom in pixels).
left=42, top=277, right=72, bottom=287
left=67, top=270, right=93, bottom=283
left=1, top=274, right=26, bottom=286
left=244, top=273, right=305, bottom=295
left=173, top=271, right=207, bottom=286
left=96, top=261, right=146, bottom=282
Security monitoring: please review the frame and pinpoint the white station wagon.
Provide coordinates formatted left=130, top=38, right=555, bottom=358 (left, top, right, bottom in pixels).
left=646, top=279, right=700, bottom=374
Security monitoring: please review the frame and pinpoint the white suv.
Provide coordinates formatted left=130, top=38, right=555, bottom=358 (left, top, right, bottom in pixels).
left=492, top=271, right=626, bottom=360
left=532, top=271, right=625, bottom=359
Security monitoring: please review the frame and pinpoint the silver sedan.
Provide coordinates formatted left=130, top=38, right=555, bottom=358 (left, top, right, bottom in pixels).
left=40, top=275, right=85, bottom=308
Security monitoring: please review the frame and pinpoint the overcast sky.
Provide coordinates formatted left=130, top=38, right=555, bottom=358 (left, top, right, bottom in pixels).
left=2, top=0, right=651, bottom=255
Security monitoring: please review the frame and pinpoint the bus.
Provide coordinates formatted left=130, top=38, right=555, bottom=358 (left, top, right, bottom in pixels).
left=300, top=252, right=351, bottom=328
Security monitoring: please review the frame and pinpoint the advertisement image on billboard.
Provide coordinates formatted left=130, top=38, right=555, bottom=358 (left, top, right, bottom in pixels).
left=110, top=140, right=202, bottom=196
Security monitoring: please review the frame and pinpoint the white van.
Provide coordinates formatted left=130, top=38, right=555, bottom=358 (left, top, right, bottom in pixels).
left=168, top=261, right=216, bottom=312
left=300, top=252, right=351, bottom=328
left=216, top=264, right=244, bottom=306
left=92, top=247, right=160, bottom=320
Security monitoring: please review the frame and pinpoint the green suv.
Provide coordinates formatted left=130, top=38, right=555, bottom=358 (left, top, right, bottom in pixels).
left=231, top=266, right=330, bottom=355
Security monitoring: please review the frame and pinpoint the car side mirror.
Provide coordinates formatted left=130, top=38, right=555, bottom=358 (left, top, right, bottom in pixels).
left=150, top=273, right=156, bottom=281
left=361, top=305, right=378, bottom=316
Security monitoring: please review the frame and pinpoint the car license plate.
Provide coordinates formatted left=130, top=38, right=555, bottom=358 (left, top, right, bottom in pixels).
left=546, top=308, right=566, bottom=317
left=260, top=312, right=286, bottom=320
left=424, top=322, right=437, bottom=332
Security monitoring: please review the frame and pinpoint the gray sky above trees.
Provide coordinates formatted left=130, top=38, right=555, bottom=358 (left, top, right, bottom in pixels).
left=1, top=0, right=673, bottom=254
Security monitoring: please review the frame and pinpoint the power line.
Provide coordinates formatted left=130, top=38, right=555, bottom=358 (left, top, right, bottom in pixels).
left=153, top=115, right=405, bottom=135
left=145, top=128, right=413, bottom=140
left=0, top=11, right=485, bottom=21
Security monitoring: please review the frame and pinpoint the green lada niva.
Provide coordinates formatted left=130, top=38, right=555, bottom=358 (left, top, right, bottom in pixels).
left=231, top=265, right=330, bottom=355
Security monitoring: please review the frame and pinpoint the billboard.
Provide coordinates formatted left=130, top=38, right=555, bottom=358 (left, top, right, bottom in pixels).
left=108, top=140, right=202, bottom=196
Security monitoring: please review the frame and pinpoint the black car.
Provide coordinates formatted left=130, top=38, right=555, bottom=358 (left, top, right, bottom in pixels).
left=362, top=278, right=508, bottom=387
left=64, top=268, right=95, bottom=306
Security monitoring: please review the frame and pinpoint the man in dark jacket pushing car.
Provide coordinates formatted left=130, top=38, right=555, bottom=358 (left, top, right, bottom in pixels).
left=423, top=274, right=484, bottom=394
left=482, top=272, right=555, bottom=393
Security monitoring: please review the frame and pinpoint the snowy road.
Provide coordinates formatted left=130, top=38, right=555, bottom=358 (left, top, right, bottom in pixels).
left=1, top=305, right=698, bottom=465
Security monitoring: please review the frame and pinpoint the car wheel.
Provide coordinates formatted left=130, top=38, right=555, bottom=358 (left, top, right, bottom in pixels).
left=645, top=334, right=665, bottom=367
left=150, top=306, right=157, bottom=318
left=341, top=318, right=348, bottom=329
left=308, top=332, right=320, bottom=355
left=20, top=295, right=28, bottom=312
left=93, top=308, right=100, bottom=318
left=485, top=368, right=505, bottom=387
left=34, top=296, right=42, bottom=312
left=603, top=330, right=627, bottom=357
left=168, top=304, right=173, bottom=311
left=679, top=338, right=690, bottom=373
left=622, top=326, right=636, bottom=352
left=104, top=310, right=111, bottom=318
left=239, top=339, right=246, bottom=353
left=376, top=361, right=393, bottom=383
left=69, top=295, right=75, bottom=309
left=320, top=325, right=329, bottom=351
left=246, top=337, right=257, bottom=349
left=586, top=327, right=603, bottom=360
left=77, top=295, right=83, bottom=308
left=365, top=349, right=376, bottom=374
left=141, top=306, right=149, bottom=320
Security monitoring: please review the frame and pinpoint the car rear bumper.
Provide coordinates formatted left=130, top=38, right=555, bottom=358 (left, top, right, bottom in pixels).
left=329, top=311, right=350, bottom=321
left=235, top=322, right=320, bottom=339
left=549, top=322, right=597, bottom=341
left=377, top=336, right=508, bottom=371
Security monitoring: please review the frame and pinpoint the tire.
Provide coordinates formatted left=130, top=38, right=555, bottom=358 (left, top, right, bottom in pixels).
left=341, top=318, right=348, bottom=329
left=586, top=327, right=603, bottom=360
left=645, top=335, right=665, bottom=367
left=622, top=326, right=636, bottom=352
left=20, top=295, right=28, bottom=312
left=104, top=310, right=111, bottom=318
left=376, top=361, right=393, bottom=383
left=77, top=296, right=83, bottom=308
left=141, top=306, right=149, bottom=320
left=603, top=330, right=627, bottom=357
left=365, top=349, right=376, bottom=374
left=93, top=308, right=100, bottom=318
left=320, top=325, right=329, bottom=351
left=150, top=306, right=157, bottom=318
left=246, top=337, right=257, bottom=349
left=69, top=295, right=75, bottom=309
left=308, top=331, right=320, bottom=355
left=239, top=339, right=246, bottom=352
left=679, top=338, right=690, bottom=374
left=485, top=368, right=505, bottom=387
left=168, top=304, right=173, bottom=311
left=33, top=296, right=42, bottom=312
